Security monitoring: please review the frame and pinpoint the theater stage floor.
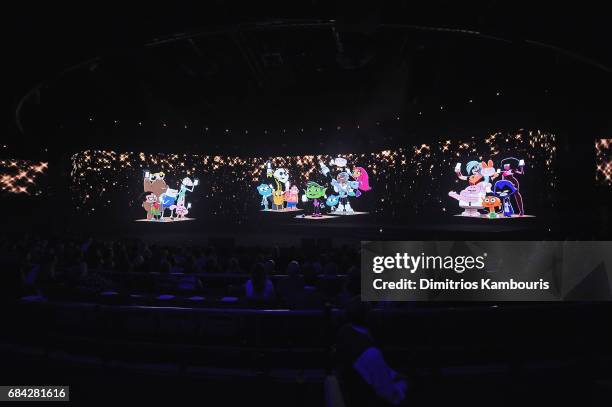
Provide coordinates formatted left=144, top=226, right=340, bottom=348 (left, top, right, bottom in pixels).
left=114, top=211, right=548, bottom=247
left=13, top=205, right=576, bottom=247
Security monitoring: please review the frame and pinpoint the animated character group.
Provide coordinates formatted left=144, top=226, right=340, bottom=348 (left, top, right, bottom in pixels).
left=140, top=155, right=526, bottom=220
left=256, top=157, right=372, bottom=217
left=142, top=171, right=198, bottom=221
left=448, top=157, right=526, bottom=218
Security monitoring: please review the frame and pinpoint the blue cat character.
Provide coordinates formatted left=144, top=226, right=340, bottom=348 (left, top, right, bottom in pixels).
left=493, top=180, right=517, bottom=217
left=257, top=183, right=273, bottom=210
left=159, top=188, right=178, bottom=220
left=325, top=195, right=340, bottom=213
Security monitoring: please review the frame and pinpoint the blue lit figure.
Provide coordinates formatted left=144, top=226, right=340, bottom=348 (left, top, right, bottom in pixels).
left=257, top=183, right=273, bottom=210
left=159, top=188, right=178, bottom=220
left=493, top=180, right=517, bottom=217
left=326, top=195, right=340, bottom=212
left=330, top=172, right=359, bottom=214
left=455, top=160, right=482, bottom=183
left=177, top=177, right=198, bottom=207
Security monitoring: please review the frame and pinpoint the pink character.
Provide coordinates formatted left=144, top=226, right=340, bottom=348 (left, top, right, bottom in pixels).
left=285, top=185, right=299, bottom=210
left=174, top=203, right=189, bottom=219
left=352, top=167, right=371, bottom=192
left=448, top=183, right=488, bottom=217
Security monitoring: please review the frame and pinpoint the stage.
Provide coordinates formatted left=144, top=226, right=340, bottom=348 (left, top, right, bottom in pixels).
left=8, top=195, right=577, bottom=246
left=46, top=210, right=550, bottom=247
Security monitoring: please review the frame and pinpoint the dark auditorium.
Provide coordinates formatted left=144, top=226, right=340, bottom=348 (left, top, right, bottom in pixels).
left=2, top=2, right=612, bottom=406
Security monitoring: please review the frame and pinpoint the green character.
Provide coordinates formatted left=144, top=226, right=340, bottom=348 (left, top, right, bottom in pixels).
left=303, top=181, right=327, bottom=217
left=305, top=182, right=327, bottom=199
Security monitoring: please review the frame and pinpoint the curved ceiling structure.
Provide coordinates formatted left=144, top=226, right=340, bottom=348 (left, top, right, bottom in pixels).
left=9, top=4, right=612, bottom=156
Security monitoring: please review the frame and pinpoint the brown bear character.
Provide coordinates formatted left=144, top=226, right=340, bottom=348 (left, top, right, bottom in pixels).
left=142, top=172, right=168, bottom=219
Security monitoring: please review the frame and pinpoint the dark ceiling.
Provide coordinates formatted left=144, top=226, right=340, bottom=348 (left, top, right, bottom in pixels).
left=6, top=1, right=612, bottom=156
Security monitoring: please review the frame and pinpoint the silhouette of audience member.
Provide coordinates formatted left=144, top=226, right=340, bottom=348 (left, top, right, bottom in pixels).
left=115, top=246, right=131, bottom=273
left=245, top=262, right=275, bottom=302
left=276, top=260, right=305, bottom=306
left=36, top=251, right=59, bottom=297
left=286, top=260, right=302, bottom=281
left=319, top=262, right=341, bottom=299
left=264, top=259, right=276, bottom=275
left=337, top=266, right=361, bottom=307
left=336, top=297, right=407, bottom=406
left=205, top=257, right=220, bottom=273
left=226, top=257, right=242, bottom=274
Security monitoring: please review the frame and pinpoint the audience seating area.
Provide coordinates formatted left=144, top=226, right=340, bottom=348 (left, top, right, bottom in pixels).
left=2, top=236, right=612, bottom=404
left=29, top=269, right=351, bottom=309
left=4, top=300, right=611, bottom=380
left=0, top=236, right=361, bottom=309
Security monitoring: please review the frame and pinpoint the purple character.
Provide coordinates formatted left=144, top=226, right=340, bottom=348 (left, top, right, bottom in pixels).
left=500, top=157, right=525, bottom=216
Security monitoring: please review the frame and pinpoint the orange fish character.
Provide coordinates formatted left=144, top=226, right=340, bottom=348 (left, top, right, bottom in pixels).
left=481, top=195, right=501, bottom=218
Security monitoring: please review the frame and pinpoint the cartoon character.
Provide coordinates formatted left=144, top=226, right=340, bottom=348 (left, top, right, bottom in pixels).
left=142, top=193, right=159, bottom=220
left=151, top=200, right=162, bottom=220
left=325, top=195, right=340, bottom=212
left=455, top=161, right=483, bottom=185
left=266, top=162, right=290, bottom=210
left=352, top=166, right=372, bottom=196
left=448, top=182, right=488, bottom=217
left=285, top=184, right=299, bottom=210
left=272, top=189, right=286, bottom=210
left=479, top=160, right=500, bottom=192
left=329, top=157, right=348, bottom=169
left=143, top=171, right=168, bottom=219
left=302, top=181, right=327, bottom=217
left=143, top=171, right=168, bottom=199
left=493, top=180, right=517, bottom=217
left=480, top=160, right=498, bottom=183
left=177, top=177, right=198, bottom=206
left=500, top=157, right=525, bottom=216
left=159, top=188, right=178, bottom=220
left=481, top=195, right=502, bottom=219
left=320, top=160, right=361, bottom=214
left=334, top=171, right=360, bottom=213
left=174, top=202, right=189, bottom=219
left=257, top=183, right=273, bottom=210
